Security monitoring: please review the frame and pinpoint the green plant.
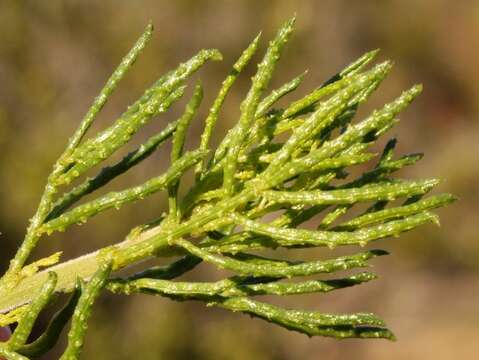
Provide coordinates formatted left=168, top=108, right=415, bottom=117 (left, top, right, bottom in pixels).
left=0, top=16, right=454, bottom=359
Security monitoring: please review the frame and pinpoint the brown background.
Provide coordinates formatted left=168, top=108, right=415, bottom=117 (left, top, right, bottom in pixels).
left=0, top=1, right=478, bottom=359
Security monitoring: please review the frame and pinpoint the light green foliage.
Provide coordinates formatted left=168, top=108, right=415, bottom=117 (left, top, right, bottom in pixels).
left=18, top=286, right=82, bottom=358
left=0, top=16, right=454, bottom=358
left=196, top=33, right=261, bottom=177
left=60, top=262, right=112, bottom=360
left=40, top=149, right=206, bottom=235
left=7, top=273, right=57, bottom=351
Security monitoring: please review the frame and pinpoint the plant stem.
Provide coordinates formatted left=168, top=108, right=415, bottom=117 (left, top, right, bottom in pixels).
left=0, top=188, right=256, bottom=314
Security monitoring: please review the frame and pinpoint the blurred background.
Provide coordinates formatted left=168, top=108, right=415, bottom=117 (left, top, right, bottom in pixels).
left=0, top=1, right=478, bottom=359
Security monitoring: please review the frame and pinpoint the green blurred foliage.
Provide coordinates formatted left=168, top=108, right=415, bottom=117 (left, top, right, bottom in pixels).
left=0, top=1, right=478, bottom=359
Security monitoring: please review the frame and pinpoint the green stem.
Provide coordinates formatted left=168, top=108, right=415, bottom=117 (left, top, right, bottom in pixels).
left=0, top=188, right=256, bottom=314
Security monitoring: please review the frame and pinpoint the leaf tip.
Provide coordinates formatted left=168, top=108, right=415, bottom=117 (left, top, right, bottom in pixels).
left=146, top=22, right=154, bottom=34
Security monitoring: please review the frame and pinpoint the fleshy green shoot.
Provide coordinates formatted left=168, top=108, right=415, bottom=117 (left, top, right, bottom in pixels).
left=0, top=17, right=454, bottom=359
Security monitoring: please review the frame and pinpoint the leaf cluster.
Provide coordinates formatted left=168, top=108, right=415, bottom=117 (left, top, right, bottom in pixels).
left=0, top=17, right=454, bottom=359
